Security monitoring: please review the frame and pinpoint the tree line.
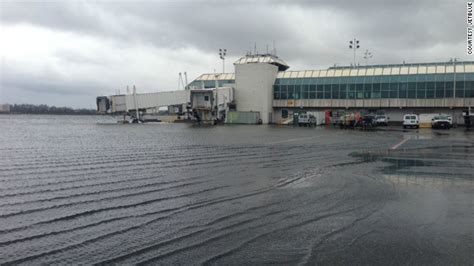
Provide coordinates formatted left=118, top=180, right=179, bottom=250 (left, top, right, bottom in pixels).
left=8, top=104, right=96, bottom=115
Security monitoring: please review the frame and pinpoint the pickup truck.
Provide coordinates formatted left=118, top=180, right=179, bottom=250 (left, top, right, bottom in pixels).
left=431, top=115, right=452, bottom=129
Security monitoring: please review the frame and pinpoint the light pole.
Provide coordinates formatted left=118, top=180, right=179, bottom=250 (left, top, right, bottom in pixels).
left=450, top=58, right=459, bottom=99
left=363, top=49, right=373, bottom=66
left=219, top=48, right=227, bottom=73
left=349, top=38, right=360, bottom=67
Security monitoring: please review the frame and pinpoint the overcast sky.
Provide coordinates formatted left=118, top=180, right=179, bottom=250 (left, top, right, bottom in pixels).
left=0, top=0, right=471, bottom=108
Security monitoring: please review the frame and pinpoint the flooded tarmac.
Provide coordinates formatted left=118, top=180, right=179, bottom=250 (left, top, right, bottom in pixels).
left=0, top=115, right=473, bottom=265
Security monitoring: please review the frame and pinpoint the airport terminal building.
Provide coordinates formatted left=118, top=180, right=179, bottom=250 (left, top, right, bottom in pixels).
left=187, top=54, right=474, bottom=124
left=98, top=53, right=474, bottom=125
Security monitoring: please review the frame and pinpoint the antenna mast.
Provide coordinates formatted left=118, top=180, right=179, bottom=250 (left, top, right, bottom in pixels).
left=184, top=72, right=188, bottom=90
left=178, top=73, right=183, bottom=90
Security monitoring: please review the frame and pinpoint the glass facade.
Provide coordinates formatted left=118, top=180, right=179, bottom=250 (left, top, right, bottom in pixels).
left=273, top=73, right=474, bottom=100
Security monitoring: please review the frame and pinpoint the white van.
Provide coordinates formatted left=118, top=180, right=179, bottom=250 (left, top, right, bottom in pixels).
left=403, top=114, right=419, bottom=129
left=298, top=113, right=316, bottom=127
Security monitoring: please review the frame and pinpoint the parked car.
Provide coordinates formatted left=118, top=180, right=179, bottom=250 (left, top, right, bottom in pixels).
left=298, top=113, right=316, bottom=127
left=375, top=115, right=389, bottom=126
left=403, top=114, right=419, bottom=129
left=359, top=115, right=377, bottom=129
left=431, top=115, right=452, bottom=129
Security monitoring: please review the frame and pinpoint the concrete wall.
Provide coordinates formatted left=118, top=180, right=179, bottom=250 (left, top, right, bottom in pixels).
left=235, top=63, right=278, bottom=124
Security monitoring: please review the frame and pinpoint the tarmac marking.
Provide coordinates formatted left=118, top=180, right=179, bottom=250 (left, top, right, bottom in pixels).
left=391, top=137, right=411, bottom=150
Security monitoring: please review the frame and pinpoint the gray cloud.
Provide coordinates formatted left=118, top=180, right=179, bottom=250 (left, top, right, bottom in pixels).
left=0, top=0, right=471, bottom=108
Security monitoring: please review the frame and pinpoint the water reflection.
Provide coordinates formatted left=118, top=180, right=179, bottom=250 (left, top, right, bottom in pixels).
left=352, top=145, right=474, bottom=187
left=383, top=174, right=473, bottom=188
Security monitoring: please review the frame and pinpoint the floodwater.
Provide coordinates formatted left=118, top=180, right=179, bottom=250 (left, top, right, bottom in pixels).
left=0, top=114, right=473, bottom=265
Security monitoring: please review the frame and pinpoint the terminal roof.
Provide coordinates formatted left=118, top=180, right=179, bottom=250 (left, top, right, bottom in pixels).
left=234, top=54, right=290, bottom=71
left=192, top=60, right=474, bottom=82
left=277, top=61, right=474, bottom=78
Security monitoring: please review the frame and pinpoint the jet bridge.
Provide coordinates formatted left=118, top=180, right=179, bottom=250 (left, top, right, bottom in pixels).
left=97, top=90, right=190, bottom=114
left=97, top=87, right=235, bottom=124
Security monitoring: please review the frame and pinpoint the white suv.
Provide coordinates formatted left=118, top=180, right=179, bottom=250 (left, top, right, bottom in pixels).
left=375, top=115, right=389, bottom=126
left=403, top=114, right=419, bottom=129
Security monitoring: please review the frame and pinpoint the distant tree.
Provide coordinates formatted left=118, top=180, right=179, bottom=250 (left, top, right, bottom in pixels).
left=9, top=103, right=96, bottom=115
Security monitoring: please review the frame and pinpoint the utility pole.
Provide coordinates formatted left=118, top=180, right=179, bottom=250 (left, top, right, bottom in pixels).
left=349, top=38, right=360, bottom=67
left=219, top=48, right=227, bottom=73
left=133, top=85, right=139, bottom=121
left=214, top=71, right=219, bottom=121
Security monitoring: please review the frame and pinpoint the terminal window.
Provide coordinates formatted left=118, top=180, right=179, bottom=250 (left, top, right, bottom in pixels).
left=273, top=73, right=474, bottom=100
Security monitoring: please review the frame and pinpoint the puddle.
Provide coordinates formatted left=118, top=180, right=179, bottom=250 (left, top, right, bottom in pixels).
left=349, top=145, right=474, bottom=187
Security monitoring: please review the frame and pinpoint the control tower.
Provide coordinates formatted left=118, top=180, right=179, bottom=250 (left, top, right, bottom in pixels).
left=233, top=54, right=289, bottom=124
